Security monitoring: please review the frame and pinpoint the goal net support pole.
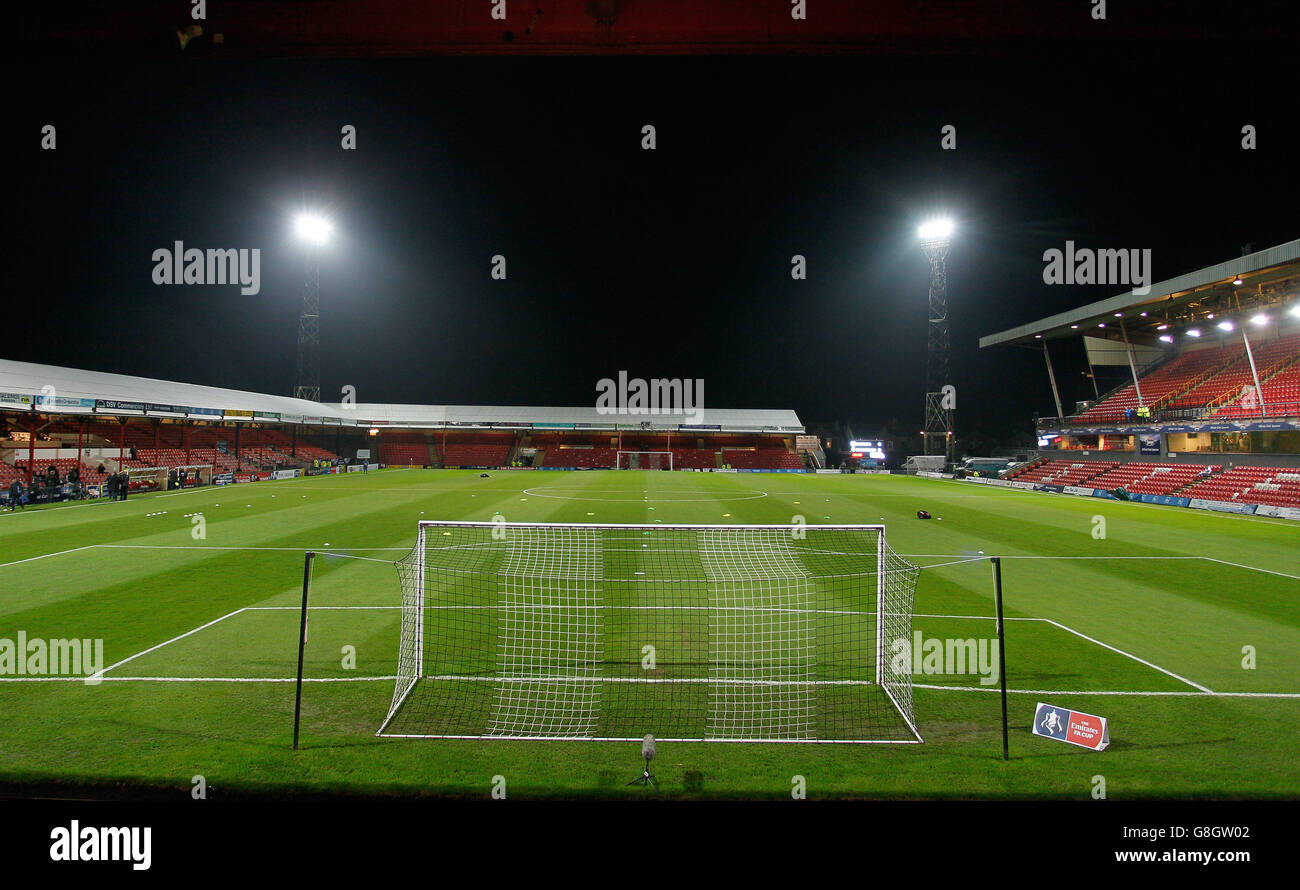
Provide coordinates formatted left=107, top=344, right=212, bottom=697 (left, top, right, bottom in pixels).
left=292, top=551, right=316, bottom=750
left=379, top=521, right=920, bottom=744
left=992, top=556, right=1009, bottom=761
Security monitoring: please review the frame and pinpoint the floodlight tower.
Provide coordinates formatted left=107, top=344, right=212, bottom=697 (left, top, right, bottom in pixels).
left=292, top=213, right=332, bottom=402
left=918, top=218, right=954, bottom=460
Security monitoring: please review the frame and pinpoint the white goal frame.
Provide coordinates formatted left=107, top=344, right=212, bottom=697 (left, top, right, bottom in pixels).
left=379, top=520, right=920, bottom=744
left=616, top=450, right=673, bottom=470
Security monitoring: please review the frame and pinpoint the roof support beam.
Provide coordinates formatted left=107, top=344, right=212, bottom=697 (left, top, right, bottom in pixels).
left=1120, top=319, right=1144, bottom=407
left=1042, top=341, right=1064, bottom=421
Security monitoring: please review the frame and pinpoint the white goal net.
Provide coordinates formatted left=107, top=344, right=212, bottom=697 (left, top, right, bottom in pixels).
left=378, top=521, right=920, bottom=743
left=616, top=450, right=672, bottom=470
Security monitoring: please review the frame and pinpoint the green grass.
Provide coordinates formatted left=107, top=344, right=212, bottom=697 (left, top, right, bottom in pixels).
left=0, top=467, right=1297, bottom=799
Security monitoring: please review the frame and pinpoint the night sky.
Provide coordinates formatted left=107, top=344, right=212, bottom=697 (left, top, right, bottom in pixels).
left=10, top=53, right=1298, bottom=448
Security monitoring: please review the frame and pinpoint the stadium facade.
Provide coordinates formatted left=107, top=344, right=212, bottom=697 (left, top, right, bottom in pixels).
left=0, top=358, right=813, bottom=493
left=982, top=238, right=1300, bottom=465
left=976, top=238, right=1300, bottom=516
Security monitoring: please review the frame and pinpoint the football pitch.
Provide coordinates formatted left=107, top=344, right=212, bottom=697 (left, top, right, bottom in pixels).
left=1, top=468, right=1296, bottom=800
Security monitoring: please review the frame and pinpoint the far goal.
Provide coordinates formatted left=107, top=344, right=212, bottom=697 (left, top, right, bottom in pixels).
left=616, top=450, right=672, bottom=470
left=378, top=521, right=920, bottom=743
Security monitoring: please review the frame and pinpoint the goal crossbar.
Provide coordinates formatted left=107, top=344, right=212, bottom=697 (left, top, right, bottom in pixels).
left=379, top=521, right=920, bottom=744
left=616, top=450, right=672, bottom=470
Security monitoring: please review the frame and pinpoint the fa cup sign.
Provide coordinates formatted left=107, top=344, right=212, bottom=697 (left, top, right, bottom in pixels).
left=1032, top=702, right=1110, bottom=751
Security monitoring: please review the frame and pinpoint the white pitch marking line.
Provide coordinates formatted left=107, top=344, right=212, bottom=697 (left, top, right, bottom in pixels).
left=4, top=546, right=1296, bottom=580
left=1202, top=557, right=1300, bottom=583
left=0, top=544, right=100, bottom=569
left=904, top=554, right=1205, bottom=559
left=914, top=613, right=1045, bottom=621
left=244, top=605, right=399, bottom=610
left=1041, top=618, right=1212, bottom=692
left=919, top=475, right=1300, bottom=528
left=914, top=684, right=1300, bottom=699
left=98, top=607, right=247, bottom=676
left=97, top=545, right=409, bottom=552
left=0, top=675, right=398, bottom=683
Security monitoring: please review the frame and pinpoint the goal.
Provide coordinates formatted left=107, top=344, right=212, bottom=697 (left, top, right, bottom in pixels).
left=378, top=521, right=921, bottom=743
left=616, top=450, right=672, bottom=470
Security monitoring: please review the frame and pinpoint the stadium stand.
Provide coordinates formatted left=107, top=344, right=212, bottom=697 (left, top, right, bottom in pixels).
left=377, top=431, right=429, bottom=467
left=1077, top=344, right=1243, bottom=423
left=722, top=448, right=802, bottom=469
left=672, top=447, right=718, bottom=469
left=0, top=462, right=24, bottom=487
left=1003, top=459, right=1300, bottom=508
left=1084, top=462, right=1217, bottom=495
left=1177, top=465, right=1300, bottom=506
left=541, top=447, right=618, bottom=468
left=1062, top=334, right=1300, bottom=424
left=1004, top=459, right=1116, bottom=486
left=440, top=443, right=511, bottom=467
left=1212, top=341, right=1300, bottom=417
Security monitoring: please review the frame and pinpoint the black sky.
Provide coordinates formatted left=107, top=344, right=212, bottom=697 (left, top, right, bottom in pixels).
left=9, top=53, right=1298, bottom=446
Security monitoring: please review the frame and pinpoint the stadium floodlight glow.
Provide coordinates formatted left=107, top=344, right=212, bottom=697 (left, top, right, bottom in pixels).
left=1156, top=323, right=1169, bottom=330
left=1159, top=335, right=1174, bottom=343
left=1217, top=321, right=1234, bottom=332
left=1232, top=275, right=1244, bottom=286
left=293, top=213, right=333, bottom=246
left=1291, top=304, right=1300, bottom=318
left=917, top=218, right=954, bottom=241
left=1187, top=328, right=1202, bottom=338
left=1251, top=313, right=1269, bottom=326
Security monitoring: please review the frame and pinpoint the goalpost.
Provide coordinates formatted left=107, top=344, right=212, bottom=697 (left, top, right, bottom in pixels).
left=616, top=450, right=672, bottom=470
left=378, top=521, right=921, bottom=743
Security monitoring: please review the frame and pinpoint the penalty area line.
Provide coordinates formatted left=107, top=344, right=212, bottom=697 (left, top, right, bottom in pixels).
left=0, top=675, right=397, bottom=683
left=1041, top=618, right=1213, bottom=693
left=97, top=607, right=248, bottom=678
left=914, top=684, right=1300, bottom=699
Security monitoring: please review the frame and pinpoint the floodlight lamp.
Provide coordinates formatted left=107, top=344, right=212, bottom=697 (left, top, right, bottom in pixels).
left=294, top=213, right=333, bottom=246
left=918, top=218, right=954, bottom=241
left=1217, top=321, right=1234, bottom=332
left=1250, top=314, right=1268, bottom=326
left=1187, top=328, right=1202, bottom=338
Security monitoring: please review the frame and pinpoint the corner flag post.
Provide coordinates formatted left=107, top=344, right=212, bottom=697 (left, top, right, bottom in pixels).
left=992, top=556, right=1009, bottom=761
left=292, top=551, right=316, bottom=750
